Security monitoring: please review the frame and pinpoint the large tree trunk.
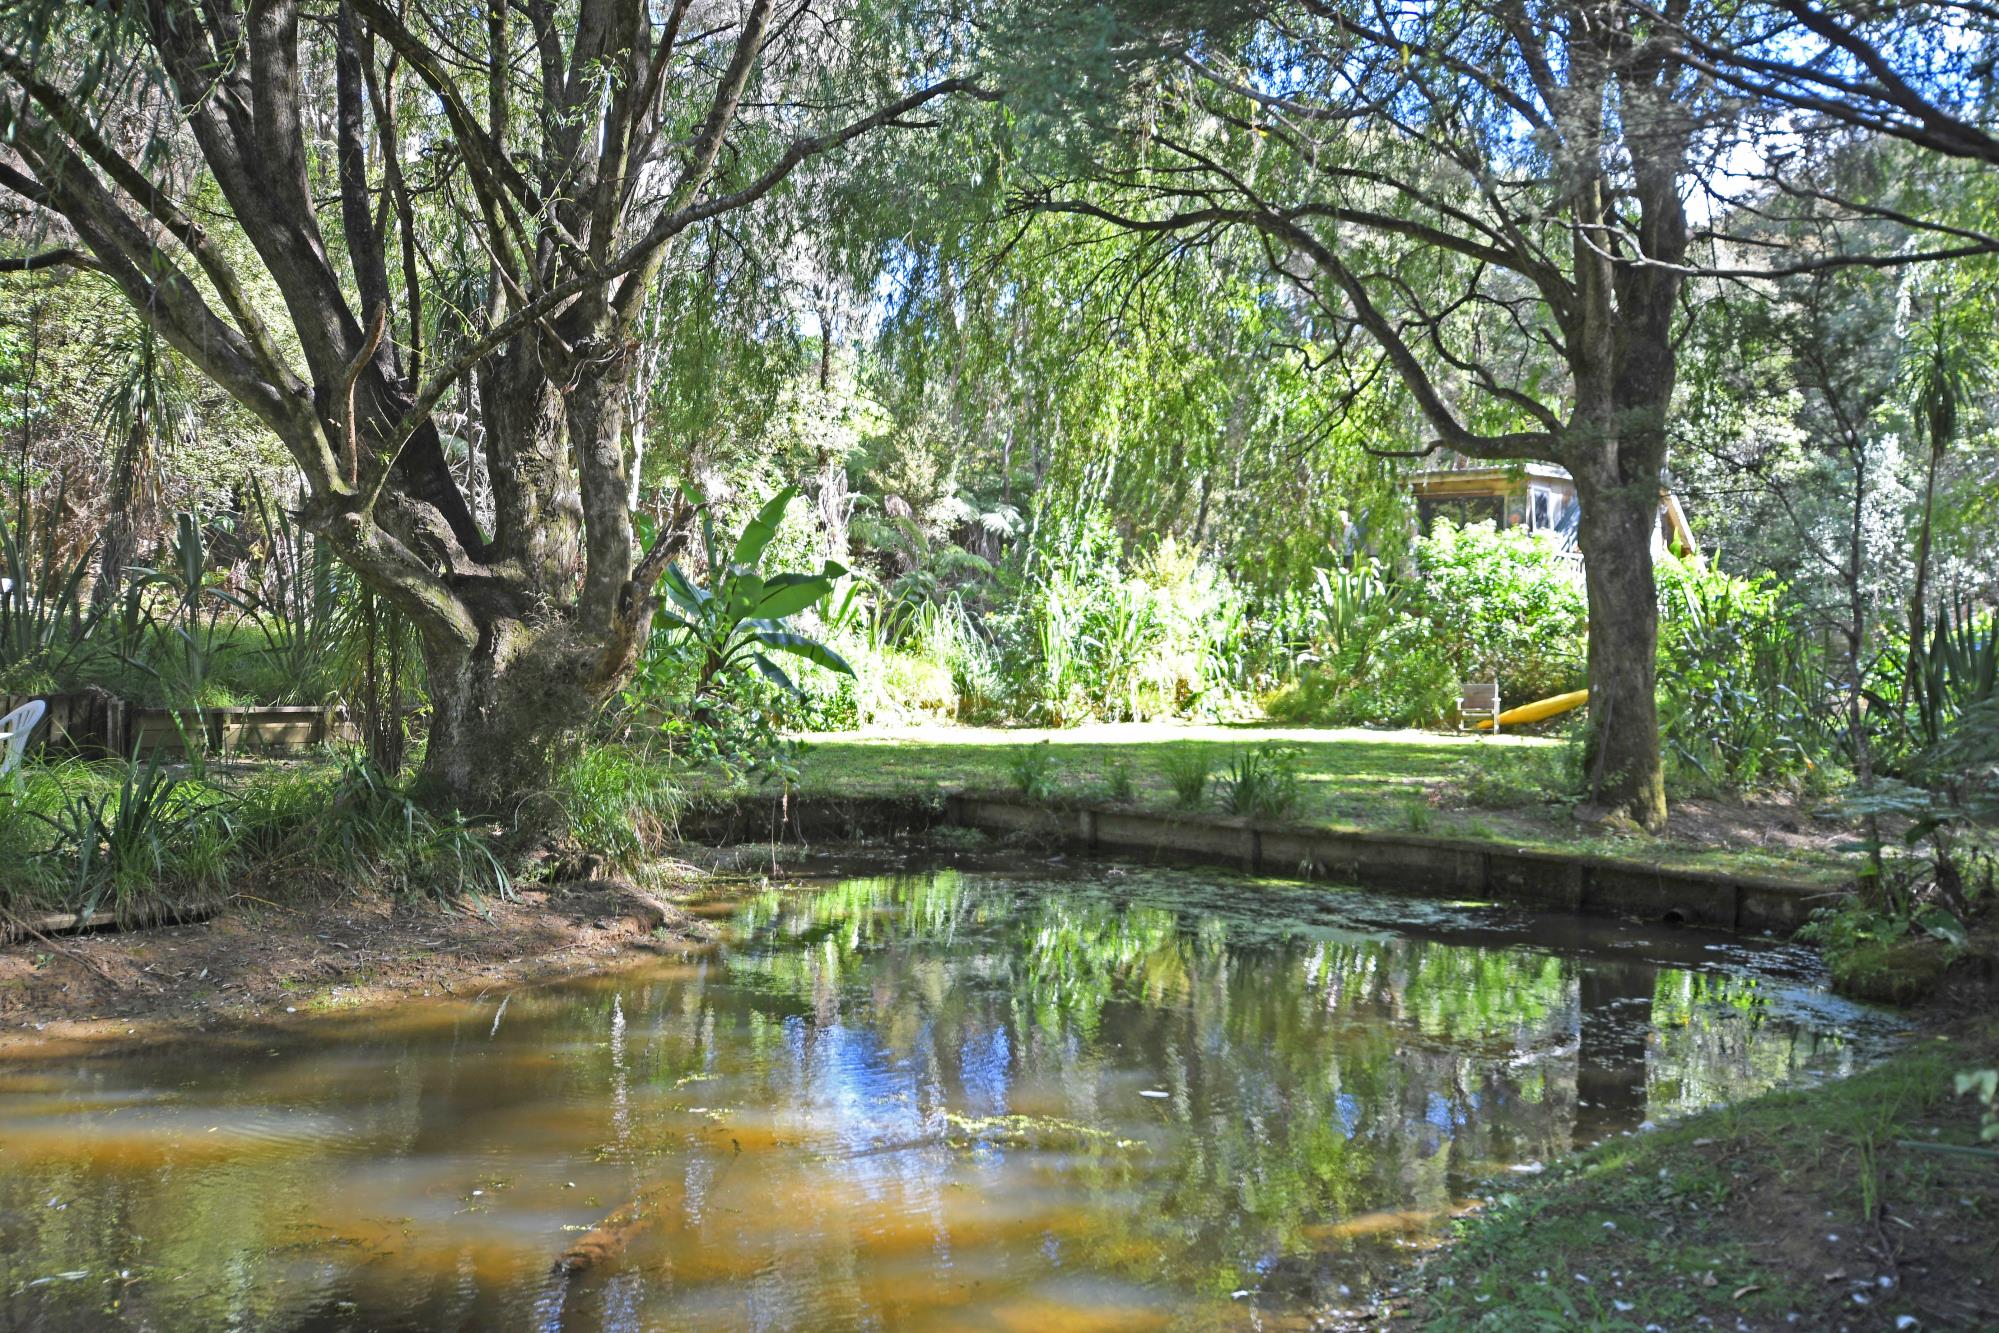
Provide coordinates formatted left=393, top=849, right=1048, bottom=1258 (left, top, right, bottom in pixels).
left=1574, top=469, right=1668, bottom=830
left=416, top=620, right=608, bottom=816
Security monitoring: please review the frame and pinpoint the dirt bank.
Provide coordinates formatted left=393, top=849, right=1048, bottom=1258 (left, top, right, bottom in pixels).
left=0, top=876, right=724, bottom=1058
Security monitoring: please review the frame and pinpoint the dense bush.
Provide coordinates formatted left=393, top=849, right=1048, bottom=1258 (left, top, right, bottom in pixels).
left=1655, top=552, right=1837, bottom=794
left=1268, top=522, right=1587, bottom=727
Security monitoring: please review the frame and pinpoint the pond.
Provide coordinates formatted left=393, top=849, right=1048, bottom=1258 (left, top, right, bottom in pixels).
left=0, top=864, right=1899, bottom=1331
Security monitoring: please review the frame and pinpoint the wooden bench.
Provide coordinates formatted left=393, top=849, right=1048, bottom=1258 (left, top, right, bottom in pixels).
left=1459, top=680, right=1501, bottom=732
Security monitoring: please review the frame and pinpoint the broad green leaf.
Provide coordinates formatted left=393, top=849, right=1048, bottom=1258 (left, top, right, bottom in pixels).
left=750, top=651, right=801, bottom=696
left=732, top=486, right=797, bottom=569
left=754, top=629, right=855, bottom=677
left=749, top=573, right=836, bottom=621
left=661, top=563, right=708, bottom=615
left=725, top=572, right=766, bottom=619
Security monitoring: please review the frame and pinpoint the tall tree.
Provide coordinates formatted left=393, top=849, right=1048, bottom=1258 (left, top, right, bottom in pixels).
left=0, top=0, right=983, bottom=809
left=998, top=0, right=1990, bottom=827
left=1004, top=0, right=1729, bottom=826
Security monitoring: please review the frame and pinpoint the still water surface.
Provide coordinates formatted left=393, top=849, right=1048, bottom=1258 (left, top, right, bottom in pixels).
left=0, top=866, right=1898, bottom=1330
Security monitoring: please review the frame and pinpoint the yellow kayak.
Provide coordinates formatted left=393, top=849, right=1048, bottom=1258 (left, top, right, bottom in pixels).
left=1474, top=688, right=1589, bottom=730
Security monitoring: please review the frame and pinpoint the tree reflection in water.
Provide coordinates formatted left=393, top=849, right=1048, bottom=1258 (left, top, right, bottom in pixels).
left=0, top=868, right=1892, bottom=1332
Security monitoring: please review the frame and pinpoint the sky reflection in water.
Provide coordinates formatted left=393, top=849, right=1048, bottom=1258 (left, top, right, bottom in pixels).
left=0, top=867, right=1900, bottom=1331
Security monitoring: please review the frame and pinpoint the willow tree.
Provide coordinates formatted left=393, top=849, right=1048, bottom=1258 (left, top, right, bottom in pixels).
left=998, top=0, right=1999, bottom=828
left=0, top=0, right=981, bottom=809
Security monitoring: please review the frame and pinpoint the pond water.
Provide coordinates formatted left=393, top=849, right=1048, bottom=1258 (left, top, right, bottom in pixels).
left=0, top=865, right=1900, bottom=1331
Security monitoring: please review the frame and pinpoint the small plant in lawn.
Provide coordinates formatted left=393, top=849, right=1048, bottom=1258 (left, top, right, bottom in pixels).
left=1957, top=1069, right=1999, bottom=1143
left=1217, top=744, right=1302, bottom=819
left=1104, top=757, right=1136, bottom=803
left=1161, top=746, right=1213, bottom=808
left=1007, top=741, right=1059, bottom=800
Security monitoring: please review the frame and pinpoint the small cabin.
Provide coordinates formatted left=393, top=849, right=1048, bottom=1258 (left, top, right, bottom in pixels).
left=1410, top=462, right=1697, bottom=559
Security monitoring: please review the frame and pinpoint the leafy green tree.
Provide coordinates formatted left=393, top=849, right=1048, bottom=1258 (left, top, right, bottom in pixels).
left=0, top=0, right=987, bottom=811
left=986, top=0, right=1995, bottom=827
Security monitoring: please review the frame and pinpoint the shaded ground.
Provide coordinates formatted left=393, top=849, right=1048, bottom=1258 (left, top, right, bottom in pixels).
left=785, top=723, right=1860, bottom=884
left=0, top=877, right=720, bottom=1057
left=1395, top=1014, right=1999, bottom=1332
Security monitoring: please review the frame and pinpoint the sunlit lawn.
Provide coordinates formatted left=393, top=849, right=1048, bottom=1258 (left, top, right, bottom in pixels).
left=786, top=722, right=1857, bottom=885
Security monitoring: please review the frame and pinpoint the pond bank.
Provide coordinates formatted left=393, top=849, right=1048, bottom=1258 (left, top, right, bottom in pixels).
left=0, top=877, right=719, bottom=1058
left=774, top=724, right=1864, bottom=886
left=691, top=789, right=1849, bottom=933
left=1397, top=1016, right=1999, bottom=1331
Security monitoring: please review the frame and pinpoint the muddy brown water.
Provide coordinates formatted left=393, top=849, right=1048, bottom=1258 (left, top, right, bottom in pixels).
left=0, top=863, right=1901, bottom=1331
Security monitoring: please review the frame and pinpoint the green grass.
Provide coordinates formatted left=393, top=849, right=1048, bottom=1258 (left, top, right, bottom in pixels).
left=762, top=723, right=1858, bottom=885
left=1407, top=1029, right=1999, bottom=1330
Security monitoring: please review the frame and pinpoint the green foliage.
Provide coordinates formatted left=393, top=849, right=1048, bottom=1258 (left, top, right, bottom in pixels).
left=1655, top=552, right=1835, bottom=794
left=1903, top=601, right=1996, bottom=753
left=0, top=752, right=511, bottom=920
left=1006, top=739, right=1058, bottom=800
left=19, top=752, right=227, bottom=914
left=1102, top=756, right=1136, bottom=802
left=1216, top=743, right=1302, bottom=819
left=997, top=527, right=1254, bottom=725
left=1797, top=893, right=1963, bottom=1005
left=650, top=487, right=854, bottom=702
left=1956, top=1068, right=1999, bottom=1143
left=1269, top=524, right=1584, bottom=727
left=550, top=744, right=683, bottom=867
left=232, top=478, right=348, bottom=705
left=1160, top=745, right=1213, bottom=808
left=0, top=502, right=105, bottom=690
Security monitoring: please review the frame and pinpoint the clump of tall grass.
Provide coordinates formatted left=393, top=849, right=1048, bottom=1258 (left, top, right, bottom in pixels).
left=550, top=743, right=683, bottom=866
left=1007, top=740, right=1059, bottom=800
left=1160, top=746, right=1214, bottom=808
left=13, top=754, right=235, bottom=919
left=1102, top=757, right=1136, bottom=803
left=1, top=752, right=512, bottom=921
left=1216, top=744, right=1302, bottom=819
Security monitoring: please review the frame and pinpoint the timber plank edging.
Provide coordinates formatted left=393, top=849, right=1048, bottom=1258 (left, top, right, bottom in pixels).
left=701, top=788, right=1849, bottom=934
left=936, top=791, right=1846, bottom=933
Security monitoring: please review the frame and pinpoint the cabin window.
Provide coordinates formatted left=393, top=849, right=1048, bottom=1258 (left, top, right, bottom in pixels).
left=1418, top=495, right=1503, bottom=534
left=1532, top=490, right=1552, bottom=531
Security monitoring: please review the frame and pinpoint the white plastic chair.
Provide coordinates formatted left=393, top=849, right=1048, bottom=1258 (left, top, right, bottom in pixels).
left=0, top=698, right=47, bottom=778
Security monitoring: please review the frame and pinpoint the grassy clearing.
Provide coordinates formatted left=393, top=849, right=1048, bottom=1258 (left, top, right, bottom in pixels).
left=770, top=723, right=1859, bottom=885
left=1405, top=1025, right=1999, bottom=1330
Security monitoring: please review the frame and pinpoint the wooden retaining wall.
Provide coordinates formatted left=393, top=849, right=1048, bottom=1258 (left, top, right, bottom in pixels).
left=3, top=691, right=359, bottom=758
left=940, top=793, right=1841, bottom=934
left=696, top=790, right=1845, bottom=936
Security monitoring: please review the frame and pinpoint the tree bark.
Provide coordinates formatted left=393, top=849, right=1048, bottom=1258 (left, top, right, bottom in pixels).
left=417, top=620, right=607, bottom=816
left=1574, top=469, right=1668, bottom=829
left=92, top=416, right=145, bottom=613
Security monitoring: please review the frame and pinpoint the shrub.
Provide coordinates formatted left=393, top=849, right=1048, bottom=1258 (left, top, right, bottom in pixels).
left=1656, top=552, right=1835, bottom=794
left=1160, top=746, right=1213, bottom=808
left=552, top=743, right=683, bottom=866
left=1410, top=521, right=1588, bottom=710
left=1007, top=740, right=1058, bottom=800
left=1217, top=744, right=1302, bottom=819
left=1264, top=526, right=1585, bottom=728
left=1103, top=757, right=1136, bottom=803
